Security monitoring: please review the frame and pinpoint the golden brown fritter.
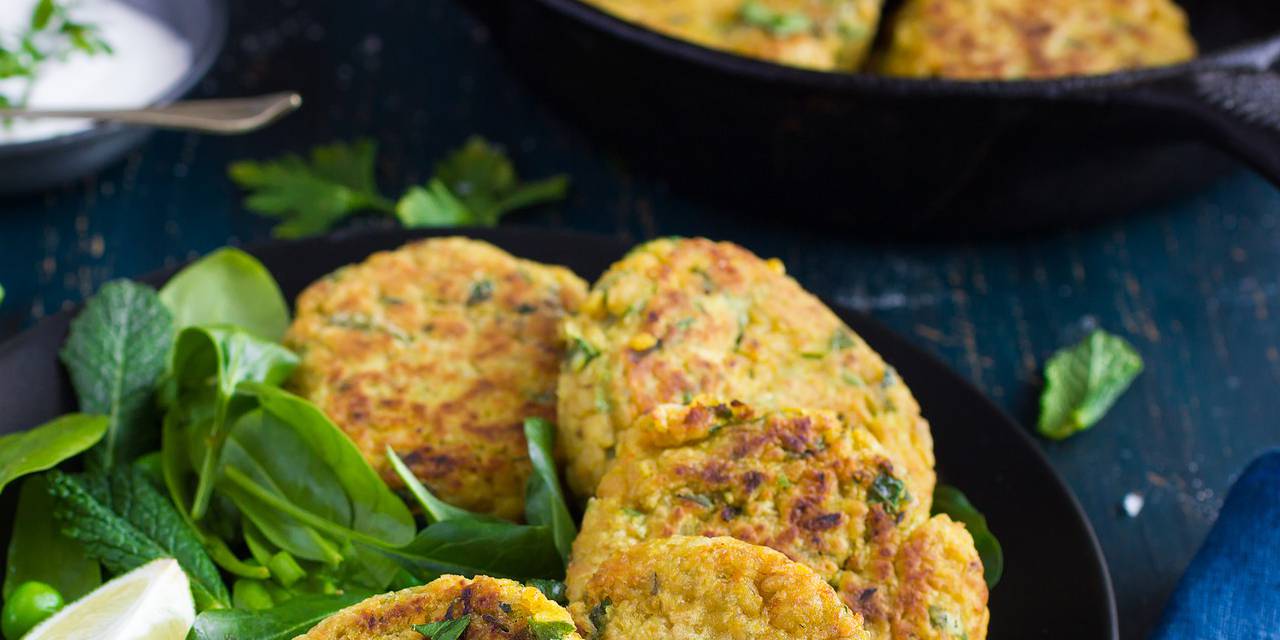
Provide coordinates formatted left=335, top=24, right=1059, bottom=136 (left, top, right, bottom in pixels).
left=580, top=0, right=885, bottom=71
left=556, top=237, right=934, bottom=505
left=297, top=575, right=583, bottom=640
left=566, top=401, right=987, bottom=639
left=876, top=0, right=1196, bottom=79
left=570, top=536, right=868, bottom=640
left=286, top=237, right=587, bottom=520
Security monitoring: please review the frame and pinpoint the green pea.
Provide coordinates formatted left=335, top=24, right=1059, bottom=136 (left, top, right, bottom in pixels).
left=2, top=581, right=64, bottom=639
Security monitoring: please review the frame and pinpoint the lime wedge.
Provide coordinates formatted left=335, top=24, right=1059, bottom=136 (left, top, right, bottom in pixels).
left=23, top=558, right=195, bottom=640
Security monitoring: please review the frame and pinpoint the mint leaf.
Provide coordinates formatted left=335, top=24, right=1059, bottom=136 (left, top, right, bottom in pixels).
left=414, top=615, right=471, bottom=640
left=932, top=485, right=1003, bottom=589
left=229, top=139, right=393, bottom=238
left=1038, top=329, right=1144, bottom=440
left=48, top=467, right=231, bottom=610
left=0, top=414, right=107, bottom=494
left=60, top=280, right=173, bottom=469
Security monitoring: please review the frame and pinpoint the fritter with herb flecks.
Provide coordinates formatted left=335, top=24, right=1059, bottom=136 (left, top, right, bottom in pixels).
left=297, top=575, right=583, bottom=640
left=285, top=237, right=587, bottom=520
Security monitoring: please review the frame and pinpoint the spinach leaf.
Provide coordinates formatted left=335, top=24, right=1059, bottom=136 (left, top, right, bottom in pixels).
left=4, top=475, right=101, bottom=601
left=216, top=385, right=414, bottom=555
left=59, top=280, right=173, bottom=468
left=527, top=579, right=568, bottom=605
left=166, top=326, right=298, bottom=519
left=1038, top=329, right=1144, bottom=440
left=386, top=446, right=492, bottom=525
left=47, top=467, right=231, bottom=610
left=159, top=248, right=291, bottom=342
left=523, top=418, right=576, bottom=567
left=377, top=519, right=563, bottom=582
left=932, top=485, right=1003, bottom=589
left=414, top=615, right=471, bottom=640
left=0, top=414, right=107, bottom=494
left=192, top=592, right=373, bottom=640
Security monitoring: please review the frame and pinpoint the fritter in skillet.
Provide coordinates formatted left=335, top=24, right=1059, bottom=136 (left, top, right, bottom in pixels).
left=876, top=0, right=1196, bottom=79
left=570, top=535, right=869, bottom=640
left=285, top=237, right=587, bottom=520
left=581, top=0, right=886, bottom=71
left=556, top=237, right=934, bottom=505
left=298, top=575, right=582, bottom=640
left=566, top=401, right=987, bottom=639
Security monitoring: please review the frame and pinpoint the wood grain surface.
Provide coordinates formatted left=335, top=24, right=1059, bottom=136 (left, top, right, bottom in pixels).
left=0, top=1, right=1277, bottom=637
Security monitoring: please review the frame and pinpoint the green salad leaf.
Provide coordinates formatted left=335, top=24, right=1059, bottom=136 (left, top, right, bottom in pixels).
left=0, top=283, right=5, bottom=305
left=414, top=615, right=470, bottom=640
left=0, top=414, right=107, bottom=494
left=228, top=139, right=394, bottom=239
left=527, top=579, right=568, bottom=605
left=1038, top=329, right=1144, bottom=441
left=932, top=485, right=1003, bottom=589
left=4, top=475, right=101, bottom=601
left=377, top=518, right=563, bottom=583
left=60, top=280, right=173, bottom=469
left=192, top=592, right=373, bottom=640
left=523, top=418, right=576, bottom=567
left=165, top=326, right=299, bottom=519
left=47, top=467, right=231, bottom=610
left=387, top=447, right=488, bottom=525
left=160, top=248, right=291, bottom=342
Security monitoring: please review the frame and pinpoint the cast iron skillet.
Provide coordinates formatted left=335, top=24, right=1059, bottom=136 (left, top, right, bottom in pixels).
left=467, top=0, right=1280, bottom=234
left=0, top=227, right=1117, bottom=639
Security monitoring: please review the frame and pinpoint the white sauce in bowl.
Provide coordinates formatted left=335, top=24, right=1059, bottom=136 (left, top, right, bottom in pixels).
left=0, top=0, right=192, bottom=144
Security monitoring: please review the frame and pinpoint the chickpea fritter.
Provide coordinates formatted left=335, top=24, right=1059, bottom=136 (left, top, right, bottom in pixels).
left=556, top=237, right=934, bottom=506
left=876, top=0, right=1196, bottom=79
left=286, top=238, right=587, bottom=520
left=566, top=402, right=987, bottom=639
left=297, top=575, right=583, bottom=640
left=571, top=536, right=868, bottom=640
left=580, top=0, right=885, bottom=71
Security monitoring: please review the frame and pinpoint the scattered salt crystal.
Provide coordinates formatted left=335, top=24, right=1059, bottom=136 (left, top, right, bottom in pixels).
left=1122, top=492, right=1145, bottom=518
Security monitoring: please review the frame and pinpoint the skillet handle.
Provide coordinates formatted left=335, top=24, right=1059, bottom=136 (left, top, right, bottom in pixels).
left=1128, top=64, right=1280, bottom=186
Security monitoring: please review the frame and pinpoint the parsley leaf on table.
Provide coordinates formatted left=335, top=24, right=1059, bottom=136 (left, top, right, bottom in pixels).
left=229, top=139, right=394, bottom=238
left=424, top=136, right=570, bottom=226
left=1038, top=329, right=1144, bottom=440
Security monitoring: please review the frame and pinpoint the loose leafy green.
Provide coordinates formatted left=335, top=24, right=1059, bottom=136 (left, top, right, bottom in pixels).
left=159, top=248, right=291, bottom=342
left=4, top=475, right=101, bottom=601
left=47, top=467, right=231, bottom=610
left=932, top=485, right=1003, bottom=589
left=0, top=283, right=5, bottom=305
left=523, top=418, right=576, bottom=567
left=1038, top=329, right=1144, bottom=441
left=217, top=386, right=414, bottom=552
left=166, top=326, right=299, bottom=519
left=414, top=615, right=471, bottom=640
left=60, top=280, right=173, bottom=469
left=740, top=0, right=813, bottom=36
left=867, top=471, right=909, bottom=515
left=386, top=447, right=486, bottom=525
left=530, top=620, right=577, bottom=640
left=232, top=137, right=569, bottom=237
left=192, top=592, right=373, bottom=640
left=527, top=579, right=568, bottom=605
left=377, top=519, right=563, bottom=582
left=228, top=139, right=394, bottom=238
left=0, top=414, right=107, bottom=494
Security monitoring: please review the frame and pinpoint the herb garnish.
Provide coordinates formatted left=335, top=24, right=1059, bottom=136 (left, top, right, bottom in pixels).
left=1038, top=329, right=1143, bottom=440
left=230, top=137, right=569, bottom=238
left=0, top=0, right=113, bottom=109
left=867, top=472, right=909, bottom=515
left=932, top=485, right=1002, bottom=589
left=588, top=598, right=611, bottom=640
left=414, top=615, right=471, bottom=640
left=530, top=619, right=577, bottom=640
left=739, top=0, right=813, bottom=37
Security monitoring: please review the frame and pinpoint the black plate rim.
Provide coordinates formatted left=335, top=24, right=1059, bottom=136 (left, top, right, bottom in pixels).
left=531, top=0, right=1280, bottom=98
left=0, top=0, right=230, bottom=159
left=0, top=226, right=1119, bottom=639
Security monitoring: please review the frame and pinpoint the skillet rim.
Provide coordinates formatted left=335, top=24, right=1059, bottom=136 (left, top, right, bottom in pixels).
left=531, top=0, right=1280, bottom=98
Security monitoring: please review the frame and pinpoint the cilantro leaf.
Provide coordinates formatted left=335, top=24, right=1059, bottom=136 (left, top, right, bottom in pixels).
left=60, top=280, right=174, bottom=469
left=413, top=615, right=471, bottom=640
left=48, top=467, right=231, bottom=610
left=1038, top=329, right=1144, bottom=440
left=229, top=139, right=393, bottom=238
left=932, top=485, right=1003, bottom=589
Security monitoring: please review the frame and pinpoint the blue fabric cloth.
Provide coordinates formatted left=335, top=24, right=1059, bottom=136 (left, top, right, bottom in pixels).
left=1153, top=450, right=1280, bottom=639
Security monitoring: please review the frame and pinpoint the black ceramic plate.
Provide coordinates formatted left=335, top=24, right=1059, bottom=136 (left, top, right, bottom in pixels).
left=0, top=228, right=1117, bottom=639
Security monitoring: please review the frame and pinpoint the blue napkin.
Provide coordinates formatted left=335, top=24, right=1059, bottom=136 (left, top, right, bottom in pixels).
left=1152, top=450, right=1280, bottom=639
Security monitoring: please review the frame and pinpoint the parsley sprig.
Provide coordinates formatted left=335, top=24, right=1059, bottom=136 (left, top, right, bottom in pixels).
left=229, top=137, right=570, bottom=238
left=0, top=0, right=113, bottom=108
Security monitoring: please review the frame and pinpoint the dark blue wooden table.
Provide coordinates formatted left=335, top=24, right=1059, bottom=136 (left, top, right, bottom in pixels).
left=1, top=1, right=1278, bottom=637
